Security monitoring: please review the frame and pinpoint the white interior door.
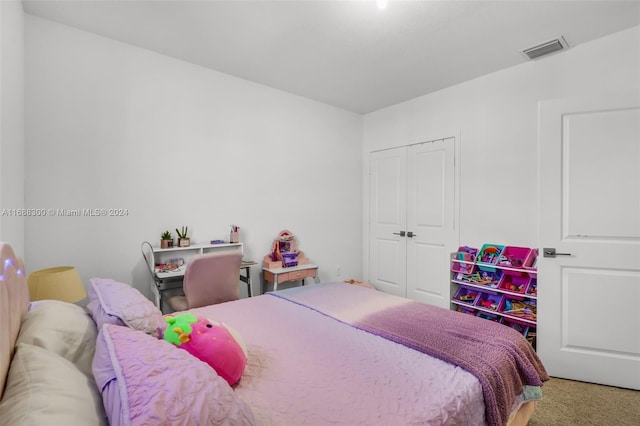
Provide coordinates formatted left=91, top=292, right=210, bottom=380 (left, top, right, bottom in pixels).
left=369, top=148, right=407, bottom=297
left=406, top=138, right=456, bottom=307
left=538, top=92, right=640, bottom=390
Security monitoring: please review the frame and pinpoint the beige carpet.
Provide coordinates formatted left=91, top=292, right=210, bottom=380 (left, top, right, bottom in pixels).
left=528, top=377, right=640, bottom=425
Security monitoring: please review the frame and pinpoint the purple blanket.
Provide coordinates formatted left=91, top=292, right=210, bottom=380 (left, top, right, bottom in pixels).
left=271, top=283, right=549, bottom=426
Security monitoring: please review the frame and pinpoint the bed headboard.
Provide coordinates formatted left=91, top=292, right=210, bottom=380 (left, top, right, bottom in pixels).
left=0, top=242, right=29, bottom=399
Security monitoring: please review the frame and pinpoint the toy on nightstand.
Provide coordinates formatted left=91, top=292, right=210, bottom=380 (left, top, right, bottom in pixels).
left=263, top=229, right=310, bottom=269
left=163, top=313, right=247, bottom=385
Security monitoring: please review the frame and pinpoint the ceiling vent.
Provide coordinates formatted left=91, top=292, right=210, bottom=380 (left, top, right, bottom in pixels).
left=523, top=36, right=568, bottom=60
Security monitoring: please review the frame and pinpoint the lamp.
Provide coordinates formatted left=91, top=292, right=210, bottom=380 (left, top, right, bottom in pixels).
left=27, top=266, right=87, bottom=303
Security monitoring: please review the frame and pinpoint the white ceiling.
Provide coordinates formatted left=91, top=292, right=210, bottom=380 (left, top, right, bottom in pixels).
left=22, top=0, right=640, bottom=114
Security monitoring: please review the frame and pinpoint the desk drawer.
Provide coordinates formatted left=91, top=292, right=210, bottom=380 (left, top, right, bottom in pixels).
left=265, top=267, right=317, bottom=283
left=288, top=268, right=317, bottom=281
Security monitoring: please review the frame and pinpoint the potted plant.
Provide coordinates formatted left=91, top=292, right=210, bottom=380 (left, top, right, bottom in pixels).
left=176, top=226, right=190, bottom=247
left=160, top=230, right=173, bottom=248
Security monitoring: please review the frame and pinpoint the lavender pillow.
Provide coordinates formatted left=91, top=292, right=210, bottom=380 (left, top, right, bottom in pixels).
left=87, top=278, right=165, bottom=338
left=92, top=324, right=256, bottom=426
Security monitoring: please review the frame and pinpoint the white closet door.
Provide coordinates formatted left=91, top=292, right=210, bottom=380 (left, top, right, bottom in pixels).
left=406, top=138, right=456, bottom=308
left=369, top=147, right=407, bottom=297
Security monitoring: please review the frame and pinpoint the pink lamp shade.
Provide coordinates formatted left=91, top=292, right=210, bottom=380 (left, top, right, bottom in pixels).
left=27, top=266, right=87, bottom=303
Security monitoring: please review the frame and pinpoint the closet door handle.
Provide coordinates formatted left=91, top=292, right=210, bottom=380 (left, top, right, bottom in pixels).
left=392, top=231, right=406, bottom=237
left=407, top=231, right=416, bottom=238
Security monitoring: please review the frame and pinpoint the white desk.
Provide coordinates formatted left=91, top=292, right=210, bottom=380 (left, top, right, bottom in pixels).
left=262, top=263, right=319, bottom=293
left=141, top=242, right=254, bottom=310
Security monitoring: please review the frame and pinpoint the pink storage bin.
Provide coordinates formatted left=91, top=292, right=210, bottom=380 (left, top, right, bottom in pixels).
left=474, top=291, right=504, bottom=311
left=476, top=244, right=505, bottom=272
left=453, top=287, right=480, bottom=306
left=498, top=246, right=533, bottom=276
left=523, top=249, right=538, bottom=278
left=526, top=278, right=537, bottom=296
left=498, top=274, right=530, bottom=294
left=451, top=246, right=478, bottom=273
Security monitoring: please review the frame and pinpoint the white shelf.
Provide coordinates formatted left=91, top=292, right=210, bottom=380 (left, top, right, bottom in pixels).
left=451, top=279, right=537, bottom=300
left=451, top=300, right=537, bottom=326
left=451, top=258, right=537, bottom=275
left=151, top=242, right=242, bottom=253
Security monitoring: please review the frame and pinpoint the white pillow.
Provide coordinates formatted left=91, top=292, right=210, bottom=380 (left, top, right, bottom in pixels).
left=0, top=343, right=107, bottom=425
left=17, top=299, right=97, bottom=376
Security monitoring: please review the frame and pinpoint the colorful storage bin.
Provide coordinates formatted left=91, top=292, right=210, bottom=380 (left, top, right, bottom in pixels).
left=502, top=320, right=530, bottom=336
left=526, top=278, right=537, bottom=296
left=498, top=274, right=530, bottom=294
left=477, top=311, right=502, bottom=322
left=474, top=291, right=504, bottom=311
left=525, top=328, right=537, bottom=348
left=456, top=306, right=477, bottom=316
left=476, top=270, right=502, bottom=288
left=498, top=246, right=533, bottom=276
left=523, top=249, right=538, bottom=278
left=476, top=244, right=505, bottom=272
left=451, top=246, right=478, bottom=274
left=501, top=297, right=537, bottom=321
left=453, top=287, right=480, bottom=305
left=453, top=269, right=502, bottom=288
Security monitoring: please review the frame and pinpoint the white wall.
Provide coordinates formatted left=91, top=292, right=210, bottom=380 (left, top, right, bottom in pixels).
left=0, top=0, right=25, bottom=258
left=362, top=26, right=640, bottom=281
left=24, top=16, right=363, bottom=298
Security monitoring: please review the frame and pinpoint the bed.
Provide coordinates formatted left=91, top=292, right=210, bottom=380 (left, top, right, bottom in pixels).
left=0, top=242, right=548, bottom=425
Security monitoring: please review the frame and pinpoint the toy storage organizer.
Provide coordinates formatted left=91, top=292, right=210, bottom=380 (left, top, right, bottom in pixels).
left=450, top=245, right=538, bottom=349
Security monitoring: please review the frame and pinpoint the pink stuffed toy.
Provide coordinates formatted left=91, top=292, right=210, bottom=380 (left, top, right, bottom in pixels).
left=164, top=313, right=247, bottom=385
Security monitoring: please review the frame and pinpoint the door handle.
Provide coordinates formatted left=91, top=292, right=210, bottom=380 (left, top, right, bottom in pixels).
left=543, top=248, right=572, bottom=258
left=407, top=231, right=416, bottom=238
left=392, top=231, right=406, bottom=237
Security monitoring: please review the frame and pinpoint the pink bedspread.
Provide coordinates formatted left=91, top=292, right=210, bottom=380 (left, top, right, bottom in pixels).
left=271, top=283, right=549, bottom=426
left=190, top=283, right=542, bottom=425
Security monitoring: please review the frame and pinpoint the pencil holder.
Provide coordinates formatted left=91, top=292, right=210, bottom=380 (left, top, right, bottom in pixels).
left=230, top=231, right=239, bottom=243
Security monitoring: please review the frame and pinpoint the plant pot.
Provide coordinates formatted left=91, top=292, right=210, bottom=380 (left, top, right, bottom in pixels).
left=160, top=239, right=173, bottom=249
left=178, top=237, right=190, bottom=247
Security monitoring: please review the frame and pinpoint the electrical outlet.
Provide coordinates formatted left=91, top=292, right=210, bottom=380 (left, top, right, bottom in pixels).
left=336, top=266, right=342, bottom=276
